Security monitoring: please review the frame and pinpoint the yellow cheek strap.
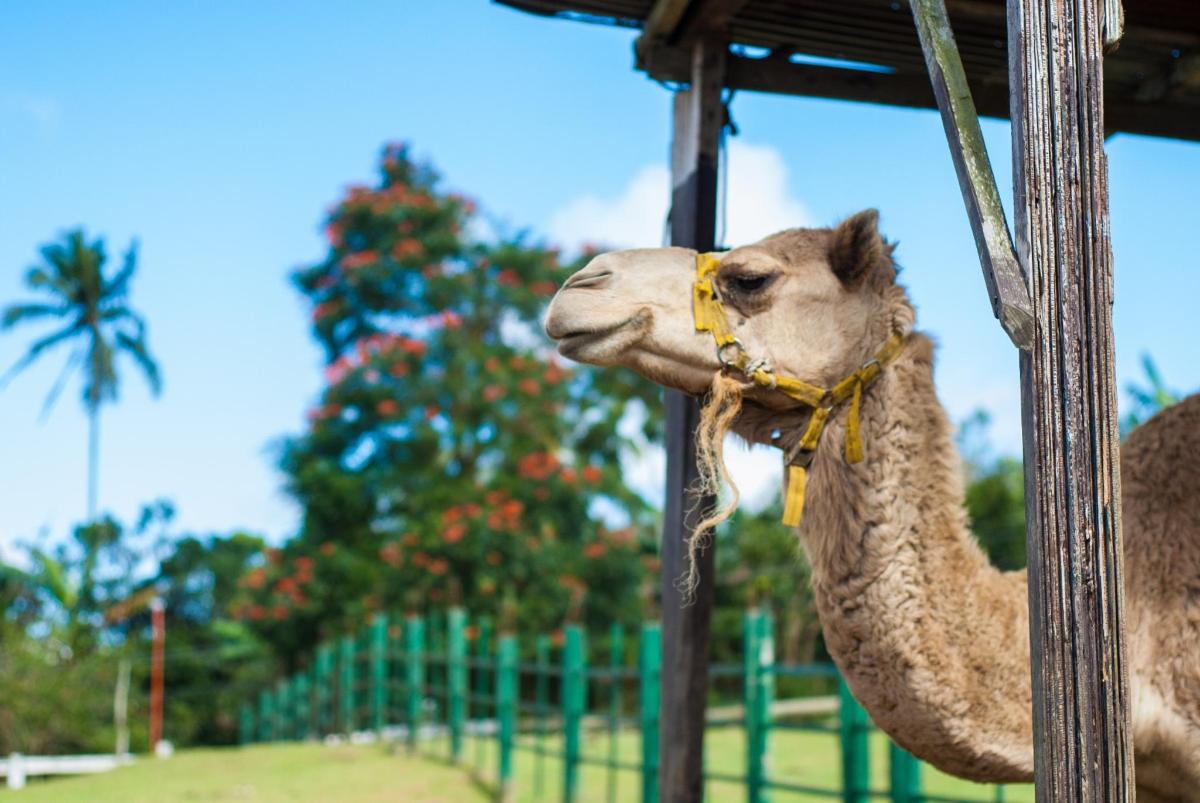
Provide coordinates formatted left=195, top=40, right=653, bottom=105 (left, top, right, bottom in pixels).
left=692, top=252, right=906, bottom=529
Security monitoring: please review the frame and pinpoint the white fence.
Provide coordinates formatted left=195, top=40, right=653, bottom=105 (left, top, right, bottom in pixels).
left=0, top=753, right=133, bottom=790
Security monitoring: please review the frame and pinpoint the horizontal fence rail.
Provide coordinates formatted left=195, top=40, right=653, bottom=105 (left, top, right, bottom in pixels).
left=239, top=608, right=1019, bottom=803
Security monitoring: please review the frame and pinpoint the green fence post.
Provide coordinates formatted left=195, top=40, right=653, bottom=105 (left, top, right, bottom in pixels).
left=258, top=689, right=273, bottom=743
left=889, top=742, right=922, bottom=803
left=340, top=634, right=356, bottom=734
left=745, top=609, right=775, bottom=803
left=562, top=624, right=586, bottom=803
left=475, top=616, right=493, bottom=770
left=534, top=634, right=550, bottom=801
left=639, top=622, right=661, bottom=803
left=497, top=633, right=518, bottom=803
left=295, top=671, right=311, bottom=740
left=607, top=622, right=624, bottom=803
left=316, top=642, right=333, bottom=736
left=839, top=676, right=870, bottom=803
left=406, top=615, right=425, bottom=752
left=239, top=703, right=255, bottom=745
left=448, top=607, right=467, bottom=762
left=371, top=613, right=389, bottom=735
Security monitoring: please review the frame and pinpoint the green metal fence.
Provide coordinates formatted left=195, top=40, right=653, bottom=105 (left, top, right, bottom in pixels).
left=239, top=608, right=1017, bottom=802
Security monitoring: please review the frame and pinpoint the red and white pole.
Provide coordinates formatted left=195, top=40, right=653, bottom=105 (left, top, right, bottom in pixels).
left=149, top=598, right=165, bottom=754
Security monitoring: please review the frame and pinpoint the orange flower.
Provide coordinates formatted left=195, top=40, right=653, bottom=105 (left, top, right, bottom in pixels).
left=319, top=542, right=336, bottom=556
left=389, top=361, right=410, bottom=378
left=425, top=405, right=439, bottom=420
left=484, top=357, right=501, bottom=372
left=429, top=558, right=449, bottom=576
left=518, top=378, right=539, bottom=395
left=560, top=468, right=577, bottom=484
left=584, top=542, right=606, bottom=559
left=483, top=384, right=505, bottom=402
left=443, top=524, right=466, bottom=544
left=531, top=281, right=557, bottom=296
left=376, top=399, right=400, bottom=417
left=582, top=465, right=602, bottom=485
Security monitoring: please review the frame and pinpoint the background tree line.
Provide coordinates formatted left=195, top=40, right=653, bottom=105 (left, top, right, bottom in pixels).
left=1, top=142, right=1183, bottom=753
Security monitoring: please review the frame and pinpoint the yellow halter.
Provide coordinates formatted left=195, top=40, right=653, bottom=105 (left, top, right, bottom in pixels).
left=693, top=252, right=906, bottom=528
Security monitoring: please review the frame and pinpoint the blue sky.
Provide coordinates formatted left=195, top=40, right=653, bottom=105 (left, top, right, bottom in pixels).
left=2, top=1, right=1198, bottom=551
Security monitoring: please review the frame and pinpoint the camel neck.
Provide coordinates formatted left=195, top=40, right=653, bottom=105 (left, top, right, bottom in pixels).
left=796, top=333, right=1035, bottom=782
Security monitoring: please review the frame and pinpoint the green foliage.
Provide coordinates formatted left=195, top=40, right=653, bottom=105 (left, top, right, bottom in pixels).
left=957, top=410, right=1026, bottom=571
left=1122, top=353, right=1182, bottom=435
left=1, top=228, right=160, bottom=412
left=237, top=143, right=661, bottom=662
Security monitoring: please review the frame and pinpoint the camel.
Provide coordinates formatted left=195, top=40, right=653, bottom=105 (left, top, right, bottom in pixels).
left=543, top=210, right=1200, bottom=800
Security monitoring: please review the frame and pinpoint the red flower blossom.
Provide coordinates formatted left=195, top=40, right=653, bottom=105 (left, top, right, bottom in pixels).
left=584, top=542, right=607, bottom=559
left=401, top=532, right=418, bottom=547
left=518, top=378, right=539, bottom=396
left=341, top=251, right=378, bottom=271
left=391, top=239, right=424, bottom=261
left=582, top=465, right=602, bottom=485
left=312, top=301, right=340, bottom=322
left=376, top=399, right=400, bottom=417
left=518, top=451, right=559, bottom=481
left=497, top=268, right=519, bottom=287
left=560, top=468, right=578, bottom=485
left=464, top=503, right=481, bottom=518
left=390, top=361, right=410, bottom=378
left=443, top=524, right=466, bottom=544
left=244, top=567, right=266, bottom=590
left=429, top=558, right=449, bottom=576
left=380, top=542, right=403, bottom=567
left=441, top=311, right=463, bottom=329
left=483, top=384, right=505, bottom=402
left=425, top=405, right=439, bottom=420
left=484, top=357, right=501, bottom=373
left=248, top=605, right=266, bottom=621
left=486, top=551, right=502, bottom=566
left=319, top=542, right=336, bottom=556
left=531, top=281, right=558, bottom=296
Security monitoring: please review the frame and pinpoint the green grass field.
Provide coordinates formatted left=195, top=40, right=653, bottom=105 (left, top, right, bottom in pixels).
left=2, top=728, right=1033, bottom=802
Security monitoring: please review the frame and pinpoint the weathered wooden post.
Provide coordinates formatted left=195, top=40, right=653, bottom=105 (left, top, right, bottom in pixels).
left=662, top=34, right=724, bottom=803
left=1008, top=0, right=1133, bottom=799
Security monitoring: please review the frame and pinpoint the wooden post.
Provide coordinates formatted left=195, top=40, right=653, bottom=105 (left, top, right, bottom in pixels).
left=662, top=34, right=724, bottom=803
left=1008, top=0, right=1134, bottom=799
left=909, top=0, right=1033, bottom=351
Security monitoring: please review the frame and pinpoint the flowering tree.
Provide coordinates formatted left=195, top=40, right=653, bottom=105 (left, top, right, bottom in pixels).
left=235, top=144, right=661, bottom=657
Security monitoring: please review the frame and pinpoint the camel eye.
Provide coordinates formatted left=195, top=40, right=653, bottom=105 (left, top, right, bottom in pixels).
left=728, top=274, right=774, bottom=294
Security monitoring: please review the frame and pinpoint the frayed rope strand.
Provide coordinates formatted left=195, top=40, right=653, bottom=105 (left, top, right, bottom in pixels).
left=677, top=372, right=745, bottom=602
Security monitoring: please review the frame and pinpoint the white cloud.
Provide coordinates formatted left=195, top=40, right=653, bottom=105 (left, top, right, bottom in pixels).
left=547, top=141, right=811, bottom=252
left=550, top=141, right=812, bottom=513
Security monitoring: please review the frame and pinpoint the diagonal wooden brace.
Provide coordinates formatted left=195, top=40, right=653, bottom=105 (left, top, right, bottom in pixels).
left=910, top=0, right=1034, bottom=352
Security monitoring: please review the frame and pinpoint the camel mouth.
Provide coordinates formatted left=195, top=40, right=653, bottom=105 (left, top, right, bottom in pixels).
left=552, top=312, right=649, bottom=364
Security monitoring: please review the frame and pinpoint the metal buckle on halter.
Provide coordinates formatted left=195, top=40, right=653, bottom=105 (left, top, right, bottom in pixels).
left=785, top=444, right=816, bottom=469
left=717, top=339, right=744, bottom=369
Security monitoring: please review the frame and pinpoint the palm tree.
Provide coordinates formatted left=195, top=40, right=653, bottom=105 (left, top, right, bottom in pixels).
left=2, top=229, right=161, bottom=521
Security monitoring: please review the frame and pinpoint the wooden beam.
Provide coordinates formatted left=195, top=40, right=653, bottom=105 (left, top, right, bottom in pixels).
left=910, top=0, right=1033, bottom=351
left=1008, top=0, right=1134, bottom=799
left=661, top=36, right=724, bottom=803
left=639, top=42, right=1200, bottom=142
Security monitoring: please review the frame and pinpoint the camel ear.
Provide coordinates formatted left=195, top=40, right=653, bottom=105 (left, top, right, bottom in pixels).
left=829, top=209, right=891, bottom=286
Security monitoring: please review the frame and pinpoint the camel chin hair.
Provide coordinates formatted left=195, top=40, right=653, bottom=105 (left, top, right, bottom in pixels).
left=681, top=371, right=746, bottom=600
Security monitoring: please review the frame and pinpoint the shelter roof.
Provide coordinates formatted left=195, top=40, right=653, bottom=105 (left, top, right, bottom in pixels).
left=497, top=0, right=1200, bottom=140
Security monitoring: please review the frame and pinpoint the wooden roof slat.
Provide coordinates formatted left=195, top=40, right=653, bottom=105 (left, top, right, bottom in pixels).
left=496, top=0, right=1200, bottom=141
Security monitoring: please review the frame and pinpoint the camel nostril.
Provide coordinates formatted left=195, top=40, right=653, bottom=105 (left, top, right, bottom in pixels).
left=562, top=269, right=612, bottom=290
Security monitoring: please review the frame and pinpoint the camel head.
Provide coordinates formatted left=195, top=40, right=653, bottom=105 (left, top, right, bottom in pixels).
left=545, top=210, right=913, bottom=440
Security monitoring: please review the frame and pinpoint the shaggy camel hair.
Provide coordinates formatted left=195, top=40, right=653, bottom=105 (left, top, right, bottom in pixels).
left=543, top=211, right=1200, bottom=800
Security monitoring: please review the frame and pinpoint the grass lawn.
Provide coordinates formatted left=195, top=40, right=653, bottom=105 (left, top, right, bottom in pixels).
left=2, top=728, right=1033, bottom=802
